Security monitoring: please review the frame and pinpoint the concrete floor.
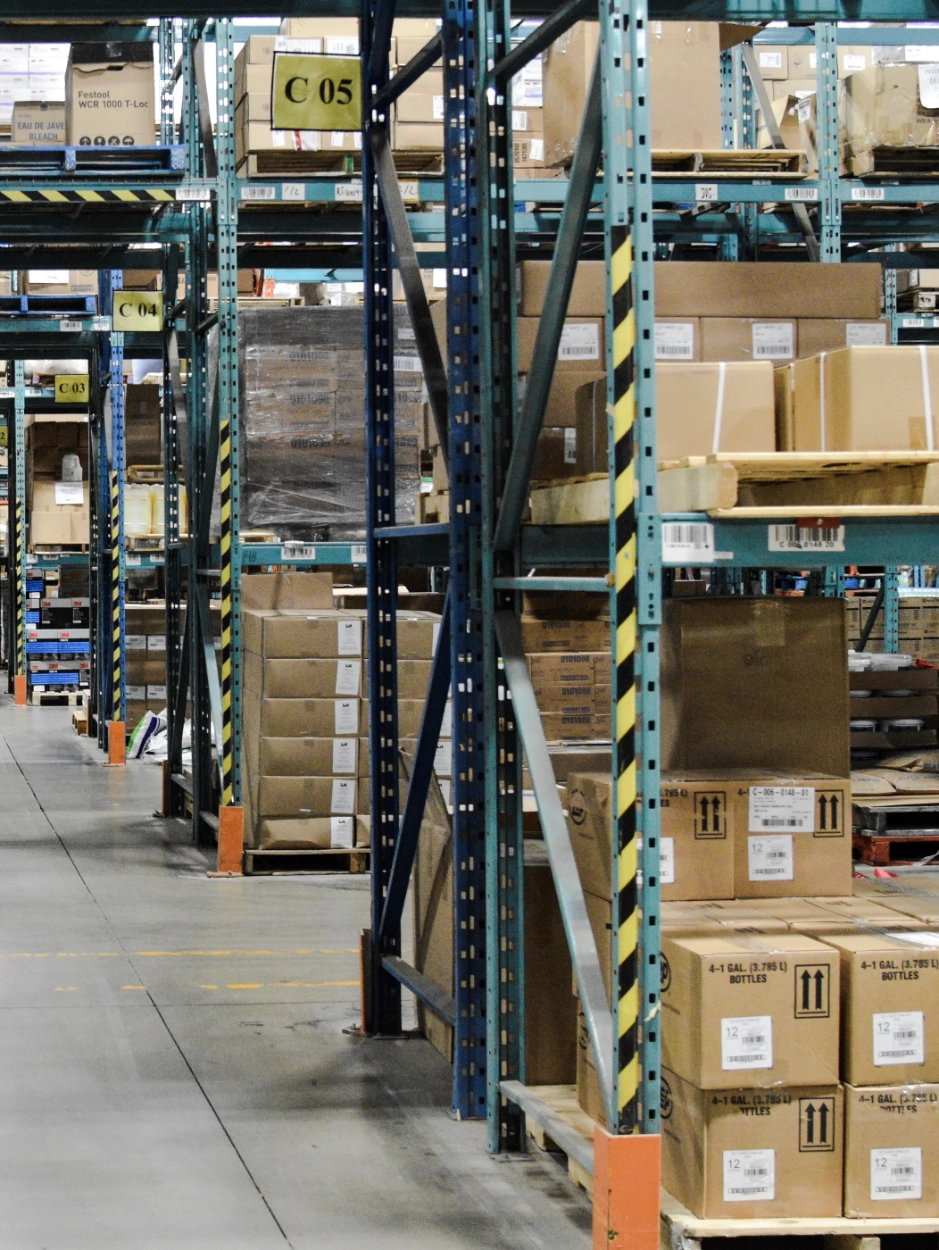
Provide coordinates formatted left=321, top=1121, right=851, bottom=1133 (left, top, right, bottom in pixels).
left=0, top=688, right=591, bottom=1250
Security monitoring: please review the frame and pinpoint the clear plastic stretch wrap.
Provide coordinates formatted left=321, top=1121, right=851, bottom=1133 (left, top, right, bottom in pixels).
left=239, top=306, right=423, bottom=539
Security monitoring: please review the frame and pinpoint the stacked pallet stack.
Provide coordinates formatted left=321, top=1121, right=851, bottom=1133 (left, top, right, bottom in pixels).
left=26, top=565, right=90, bottom=703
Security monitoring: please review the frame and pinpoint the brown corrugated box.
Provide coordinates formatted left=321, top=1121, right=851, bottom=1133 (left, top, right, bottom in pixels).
left=249, top=737, right=359, bottom=777
left=844, top=1083, right=939, bottom=1216
left=655, top=317, right=701, bottom=362
left=241, top=571, right=333, bottom=610
left=256, top=816, right=367, bottom=850
left=249, top=775, right=358, bottom=818
left=700, top=318, right=797, bottom=364
left=517, top=260, right=606, bottom=318
left=242, top=610, right=365, bottom=660
left=661, top=932, right=840, bottom=1089
left=243, top=696, right=360, bottom=738
left=796, top=317, right=888, bottom=357
left=660, top=597, right=850, bottom=780
left=655, top=261, right=882, bottom=320
left=824, top=931, right=939, bottom=1086
left=657, top=362, right=776, bottom=460
left=244, top=654, right=362, bottom=699
left=662, top=1067, right=844, bottom=1218
left=844, top=64, right=939, bottom=175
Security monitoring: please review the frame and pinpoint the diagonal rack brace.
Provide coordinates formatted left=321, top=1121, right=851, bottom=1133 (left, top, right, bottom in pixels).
left=740, top=42, right=819, bottom=263
left=373, top=32, right=442, bottom=114
left=378, top=592, right=452, bottom=943
left=370, top=129, right=450, bottom=467
left=494, top=610, right=616, bottom=1129
left=493, top=47, right=602, bottom=552
left=493, top=0, right=595, bottom=84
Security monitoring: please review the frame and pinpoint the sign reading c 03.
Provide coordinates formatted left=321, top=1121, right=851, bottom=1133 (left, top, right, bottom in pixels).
left=112, top=291, right=163, bottom=331
left=272, top=53, right=362, bottom=131
left=55, top=375, right=90, bottom=404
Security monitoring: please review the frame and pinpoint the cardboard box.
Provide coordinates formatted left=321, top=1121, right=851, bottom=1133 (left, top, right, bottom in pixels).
left=521, top=616, right=609, bottom=654
left=796, top=318, right=889, bottom=357
left=729, top=772, right=852, bottom=900
left=567, top=770, right=736, bottom=904
left=844, top=64, right=939, bottom=175
left=516, top=316, right=605, bottom=371
left=250, top=775, right=358, bottom=819
left=700, top=319, right=797, bottom=364
left=29, top=479, right=90, bottom=547
left=825, top=932, right=939, bottom=1086
left=661, top=597, right=850, bottom=780
left=517, top=260, right=606, bottom=318
left=844, top=1083, right=939, bottom=1217
left=655, top=262, right=882, bottom=320
left=661, top=932, right=840, bottom=1088
left=391, top=119, right=443, bottom=149
left=649, top=22, right=724, bottom=150
left=662, top=1067, right=844, bottom=1218
left=242, top=610, right=365, bottom=660
left=244, top=654, right=362, bottom=700
left=788, top=346, right=939, bottom=452
left=244, top=697, right=360, bottom=739
left=12, top=100, right=64, bottom=144
left=657, top=362, right=776, bottom=461
left=24, top=269, right=96, bottom=295
left=249, top=737, right=359, bottom=777
left=66, top=42, right=155, bottom=147
left=756, top=45, right=789, bottom=80
left=543, top=21, right=599, bottom=166
left=655, top=318, right=701, bottom=363
left=256, top=815, right=366, bottom=850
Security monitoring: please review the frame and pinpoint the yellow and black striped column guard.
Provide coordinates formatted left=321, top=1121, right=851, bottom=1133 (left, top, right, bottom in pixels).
left=110, top=470, right=121, bottom=721
left=611, top=223, right=639, bottom=1133
left=219, top=407, right=234, bottom=807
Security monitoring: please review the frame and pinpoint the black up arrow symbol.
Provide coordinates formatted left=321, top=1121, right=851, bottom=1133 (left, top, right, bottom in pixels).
left=700, top=796, right=710, bottom=832
left=818, top=795, right=828, bottom=831
left=819, top=1102, right=829, bottom=1142
left=815, top=969, right=825, bottom=1011
left=806, top=1102, right=816, bottom=1143
left=801, top=969, right=812, bottom=1011
left=712, top=794, right=721, bottom=830
left=829, top=794, right=839, bottom=830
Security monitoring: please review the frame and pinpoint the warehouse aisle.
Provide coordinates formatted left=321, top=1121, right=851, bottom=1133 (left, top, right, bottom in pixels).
left=0, top=691, right=591, bottom=1250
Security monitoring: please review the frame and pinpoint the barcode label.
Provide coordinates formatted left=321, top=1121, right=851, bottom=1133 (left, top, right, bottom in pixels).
left=125, top=554, right=142, bottom=568
left=852, top=186, right=886, bottom=201
left=871, top=1147, right=922, bottom=1201
left=351, top=544, right=366, bottom=564
left=752, top=322, right=794, bottom=360
left=748, top=834, right=795, bottom=881
left=873, top=1011, right=925, bottom=1066
left=695, top=182, right=719, bottom=203
left=176, top=186, right=212, bottom=202
left=768, top=524, right=845, bottom=552
left=785, top=186, right=819, bottom=202
left=655, top=322, right=695, bottom=360
left=394, top=355, right=423, bottom=373
left=661, top=522, right=714, bottom=563
left=749, top=785, right=814, bottom=833
left=558, top=322, right=600, bottom=360
left=335, top=182, right=363, bottom=202
left=60, top=320, right=82, bottom=332
left=759, top=51, right=783, bottom=69
left=91, top=317, right=111, bottom=332
left=240, top=184, right=276, bottom=201
left=660, top=837, right=675, bottom=885
left=721, top=1015, right=773, bottom=1071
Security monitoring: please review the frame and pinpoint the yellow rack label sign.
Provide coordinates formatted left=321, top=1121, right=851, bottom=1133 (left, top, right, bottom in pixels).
left=272, top=54, right=362, bottom=131
left=55, top=375, right=89, bottom=404
left=112, top=291, right=163, bottom=331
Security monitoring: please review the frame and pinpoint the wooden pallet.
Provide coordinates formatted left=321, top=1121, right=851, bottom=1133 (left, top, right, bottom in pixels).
left=515, top=1083, right=596, bottom=1197
left=390, top=149, right=445, bottom=175
left=652, top=148, right=805, bottom=176
left=661, top=1186, right=939, bottom=1248
left=126, top=465, right=163, bottom=483
left=854, top=827, right=939, bottom=867
left=30, top=544, right=89, bottom=555
left=125, top=535, right=165, bottom=552
left=658, top=453, right=939, bottom=517
left=244, top=846, right=370, bottom=876
left=897, top=290, right=939, bottom=312
left=239, top=152, right=361, bottom=177
left=240, top=529, right=280, bottom=544
left=848, top=146, right=939, bottom=177
left=29, top=689, right=85, bottom=707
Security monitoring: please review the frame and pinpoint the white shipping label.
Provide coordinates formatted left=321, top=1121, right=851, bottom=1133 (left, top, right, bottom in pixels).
left=125, top=635, right=146, bottom=651
left=769, top=523, right=845, bottom=552
left=432, top=621, right=441, bottom=653
left=759, top=51, right=783, bottom=69
left=326, top=36, right=359, bottom=54
left=873, top=1011, right=925, bottom=1067
left=564, top=428, right=577, bottom=464
left=844, top=53, right=867, bottom=71
left=330, top=778, right=356, bottom=815
left=722, top=1015, right=773, bottom=1071
left=332, top=738, right=357, bottom=775
left=528, top=138, right=545, bottom=162
left=660, top=837, right=675, bottom=885
left=275, top=37, right=322, bottom=52
left=908, top=44, right=939, bottom=62
left=432, top=94, right=445, bottom=120
left=54, top=481, right=84, bottom=506
left=337, top=618, right=363, bottom=657
left=147, top=685, right=167, bottom=701
left=330, top=816, right=355, bottom=849
left=126, top=685, right=146, bottom=701
left=723, top=1149, right=775, bottom=1202
left=147, top=635, right=167, bottom=652
left=661, top=521, right=715, bottom=563
left=441, top=702, right=453, bottom=738
left=335, top=659, right=361, bottom=696
left=871, top=1147, right=922, bottom=1201
left=331, top=131, right=346, bottom=147
left=846, top=321, right=888, bottom=346
left=334, top=699, right=359, bottom=735
left=29, top=269, right=67, bottom=284
left=558, top=322, right=600, bottom=361
left=655, top=322, right=696, bottom=360
left=752, top=322, right=794, bottom=360
left=432, top=268, right=447, bottom=289
left=810, top=51, right=818, bottom=68
left=797, top=97, right=814, bottom=124
left=433, top=740, right=451, bottom=777
left=919, top=65, right=939, bottom=109
left=513, top=109, right=528, bottom=131
left=749, top=786, right=815, bottom=832
left=748, top=834, right=795, bottom=882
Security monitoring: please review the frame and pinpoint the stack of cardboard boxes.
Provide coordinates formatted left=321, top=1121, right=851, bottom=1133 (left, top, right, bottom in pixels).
left=521, top=609, right=611, bottom=742
left=26, top=414, right=90, bottom=549
left=241, top=571, right=444, bottom=852
left=125, top=603, right=175, bottom=726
